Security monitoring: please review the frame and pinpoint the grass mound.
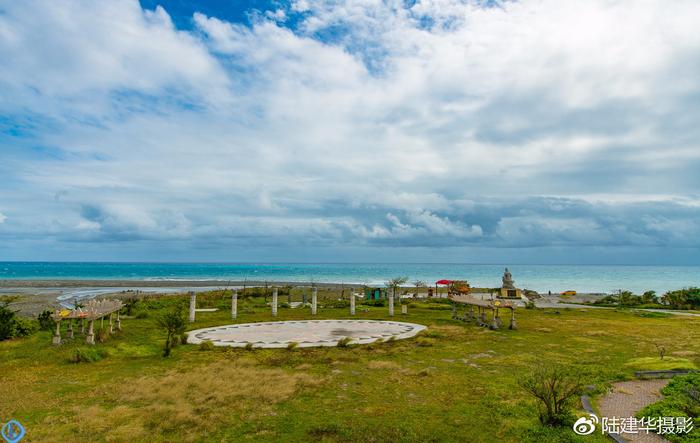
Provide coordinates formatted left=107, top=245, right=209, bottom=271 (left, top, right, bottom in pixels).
left=624, top=357, right=698, bottom=371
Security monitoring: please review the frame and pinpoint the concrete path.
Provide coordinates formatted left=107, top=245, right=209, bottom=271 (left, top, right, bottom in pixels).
left=598, top=379, right=670, bottom=443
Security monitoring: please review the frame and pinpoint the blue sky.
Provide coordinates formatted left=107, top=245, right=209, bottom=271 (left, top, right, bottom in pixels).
left=1, top=0, right=700, bottom=264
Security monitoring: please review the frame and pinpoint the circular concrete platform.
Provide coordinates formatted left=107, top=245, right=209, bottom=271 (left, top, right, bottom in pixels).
left=187, top=319, right=427, bottom=348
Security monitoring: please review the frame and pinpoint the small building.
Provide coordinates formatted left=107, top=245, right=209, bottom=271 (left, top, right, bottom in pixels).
left=364, top=287, right=384, bottom=300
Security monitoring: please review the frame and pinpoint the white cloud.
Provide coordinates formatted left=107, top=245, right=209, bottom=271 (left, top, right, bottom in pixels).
left=1, top=0, right=700, bottom=260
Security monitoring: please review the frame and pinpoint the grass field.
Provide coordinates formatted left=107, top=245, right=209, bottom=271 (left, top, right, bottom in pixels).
left=1, top=291, right=699, bottom=442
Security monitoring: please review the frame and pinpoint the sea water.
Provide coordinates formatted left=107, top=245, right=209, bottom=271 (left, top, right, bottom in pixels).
left=1, top=262, right=700, bottom=294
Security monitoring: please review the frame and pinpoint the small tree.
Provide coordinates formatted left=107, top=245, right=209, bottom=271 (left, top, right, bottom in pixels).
left=156, top=305, right=187, bottom=357
left=519, top=365, right=584, bottom=426
left=386, top=277, right=408, bottom=300
left=641, top=290, right=657, bottom=305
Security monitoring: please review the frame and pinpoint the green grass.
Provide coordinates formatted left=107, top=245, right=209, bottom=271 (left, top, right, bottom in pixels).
left=624, top=357, right=698, bottom=371
left=1, top=292, right=699, bottom=442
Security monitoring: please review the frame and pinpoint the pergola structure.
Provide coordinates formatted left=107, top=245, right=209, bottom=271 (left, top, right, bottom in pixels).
left=449, top=293, right=517, bottom=330
left=51, top=299, right=123, bottom=345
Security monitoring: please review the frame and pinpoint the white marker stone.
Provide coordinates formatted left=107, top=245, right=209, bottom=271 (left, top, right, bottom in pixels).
left=311, top=287, right=318, bottom=315
left=189, top=291, right=196, bottom=323
left=272, top=287, right=278, bottom=316
left=389, top=288, right=395, bottom=316
left=231, top=289, right=238, bottom=320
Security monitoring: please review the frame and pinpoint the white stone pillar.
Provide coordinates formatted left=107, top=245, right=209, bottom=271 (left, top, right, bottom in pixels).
left=401, top=304, right=407, bottom=315
left=389, top=287, right=395, bottom=316
left=311, top=287, right=317, bottom=315
left=109, top=313, right=113, bottom=334
left=350, top=289, right=356, bottom=315
left=67, top=320, right=74, bottom=339
left=272, top=287, right=278, bottom=316
left=52, top=320, right=61, bottom=345
left=86, top=320, right=95, bottom=345
left=231, top=289, right=238, bottom=319
left=189, top=291, right=196, bottom=323
left=116, top=312, right=122, bottom=331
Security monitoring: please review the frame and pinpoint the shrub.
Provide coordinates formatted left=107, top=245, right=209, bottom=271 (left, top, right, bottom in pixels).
left=279, top=302, right=291, bottom=309
left=329, top=300, right=350, bottom=308
left=120, top=297, right=139, bottom=316
left=96, top=328, right=110, bottom=343
left=662, top=287, right=700, bottom=310
left=156, top=305, right=187, bottom=357
left=134, top=311, right=149, bottom=319
left=0, top=300, right=33, bottom=341
left=637, top=373, right=700, bottom=442
left=525, top=301, right=536, bottom=309
left=415, top=337, right=435, bottom=347
left=70, top=347, right=107, bottom=363
left=287, top=341, right=299, bottom=350
left=244, top=342, right=254, bottom=350
left=38, top=310, right=55, bottom=331
left=337, top=337, right=352, bottom=347
left=519, top=365, right=584, bottom=426
left=420, top=330, right=444, bottom=339
left=199, top=340, right=215, bottom=351
left=362, top=299, right=385, bottom=307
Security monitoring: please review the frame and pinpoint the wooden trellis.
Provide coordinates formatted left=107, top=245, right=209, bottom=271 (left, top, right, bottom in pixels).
left=51, top=299, right=123, bottom=345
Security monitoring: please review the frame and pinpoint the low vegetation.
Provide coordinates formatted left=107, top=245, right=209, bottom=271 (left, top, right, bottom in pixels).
left=0, top=290, right=698, bottom=442
left=519, top=365, right=584, bottom=426
left=637, top=373, right=700, bottom=442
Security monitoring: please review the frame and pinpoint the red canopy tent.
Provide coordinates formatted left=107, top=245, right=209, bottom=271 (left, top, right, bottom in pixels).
left=434, top=279, right=453, bottom=297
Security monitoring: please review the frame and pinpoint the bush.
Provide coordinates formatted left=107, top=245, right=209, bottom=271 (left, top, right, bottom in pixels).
left=362, top=299, right=386, bottom=307
left=0, top=300, right=33, bottom=341
left=244, top=342, right=254, bottom=350
left=329, top=300, right=350, bottom=308
left=156, top=305, right=187, bottom=357
left=134, top=310, right=149, bottom=319
left=287, top=341, right=299, bottom=350
left=96, top=328, right=110, bottom=343
left=279, top=302, right=291, bottom=309
left=415, top=337, right=435, bottom=347
left=120, top=297, right=139, bottom=316
left=199, top=340, right=215, bottom=351
left=519, top=365, right=584, bottom=426
left=662, top=288, right=700, bottom=310
left=70, top=347, right=107, bottom=363
left=38, top=310, right=55, bottom=331
left=337, top=337, right=352, bottom=347
left=637, top=373, right=700, bottom=442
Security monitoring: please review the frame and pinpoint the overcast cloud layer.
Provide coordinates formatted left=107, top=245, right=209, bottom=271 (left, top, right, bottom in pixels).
left=1, top=0, right=699, bottom=263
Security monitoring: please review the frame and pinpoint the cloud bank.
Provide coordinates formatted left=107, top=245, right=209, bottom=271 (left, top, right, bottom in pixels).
left=1, top=0, right=699, bottom=262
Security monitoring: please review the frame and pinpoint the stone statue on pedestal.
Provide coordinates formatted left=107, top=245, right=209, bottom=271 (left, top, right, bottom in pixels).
left=502, top=268, right=515, bottom=289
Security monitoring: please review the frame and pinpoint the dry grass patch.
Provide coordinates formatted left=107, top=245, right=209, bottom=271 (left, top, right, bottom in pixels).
left=367, top=360, right=400, bottom=370
left=35, top=359, right=323, bottom=442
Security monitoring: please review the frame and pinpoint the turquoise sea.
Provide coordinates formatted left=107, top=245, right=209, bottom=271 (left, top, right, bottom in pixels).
left=1, top=262, right=700, bottom=294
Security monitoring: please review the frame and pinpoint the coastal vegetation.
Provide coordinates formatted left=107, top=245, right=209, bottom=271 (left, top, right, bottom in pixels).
left=0, top=290, right=698, bottom=442
left=590, top=287, right=700, bottom=310
left=637, top=373, right=700, bottom=442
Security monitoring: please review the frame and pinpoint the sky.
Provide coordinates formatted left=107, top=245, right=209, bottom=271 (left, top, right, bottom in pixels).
left=1, top=0, right=700, bottom=264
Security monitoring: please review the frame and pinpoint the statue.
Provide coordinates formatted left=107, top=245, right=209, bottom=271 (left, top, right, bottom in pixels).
left=502, top=268, right=515, bottom=289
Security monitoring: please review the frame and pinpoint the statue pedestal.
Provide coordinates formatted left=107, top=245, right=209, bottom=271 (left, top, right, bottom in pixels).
left=499, top=287, right=522, bottom=299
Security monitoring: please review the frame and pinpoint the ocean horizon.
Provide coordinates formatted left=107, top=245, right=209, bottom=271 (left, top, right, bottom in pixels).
left=2, top=262, right=699, bottom=294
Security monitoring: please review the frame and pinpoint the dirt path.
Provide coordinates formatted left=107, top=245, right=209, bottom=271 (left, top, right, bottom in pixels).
left=598, top=379, right=670, bottom=443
